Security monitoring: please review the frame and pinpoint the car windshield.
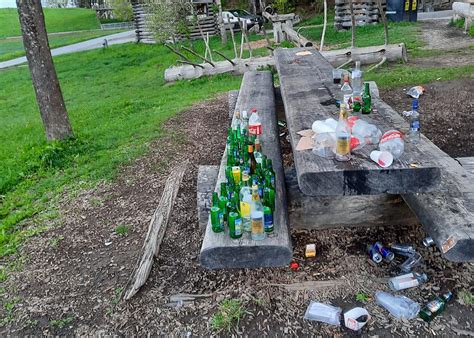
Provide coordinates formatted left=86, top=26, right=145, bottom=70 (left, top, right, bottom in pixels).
left=231, top=9, right=251, bottom=17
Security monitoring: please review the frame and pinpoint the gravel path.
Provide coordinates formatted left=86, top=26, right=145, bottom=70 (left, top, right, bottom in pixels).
left=421, top=20, right=474, bottom=50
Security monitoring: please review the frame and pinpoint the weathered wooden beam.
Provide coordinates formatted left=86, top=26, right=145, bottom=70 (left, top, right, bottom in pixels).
left=200, top=71, right=292, bottom=269
left=321, top=43, right=407, bottom=67
left=281, top=23, right=314, bottom=47
left=123, top=161, right=188, bottom=300
left=164, top=56, right=275, bottom=82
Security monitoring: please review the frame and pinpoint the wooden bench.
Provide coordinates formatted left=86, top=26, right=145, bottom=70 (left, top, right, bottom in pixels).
left=199, top=71, right=292, bottom=269
left=274, top=47, right=474, bottom=262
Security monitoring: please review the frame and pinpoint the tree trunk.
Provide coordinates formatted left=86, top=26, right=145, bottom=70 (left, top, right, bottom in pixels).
left=250, top=0, right=257, bottom=15
left=16, top=0, right=74, bottom=141
left=215, top=0, right=227, bottom=45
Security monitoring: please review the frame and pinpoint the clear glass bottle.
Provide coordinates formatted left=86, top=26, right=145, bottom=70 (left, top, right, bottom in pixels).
left=408, top=99, right=420, bottom=144
left=239, top=182, right=252, bottom=233
left=250, top=184, right=265, bottom=241
left=340, top=74, right=352, bottom=109
left=335, top=104, right=351, bottom=162
left=389, top=272, right=428, bottom=291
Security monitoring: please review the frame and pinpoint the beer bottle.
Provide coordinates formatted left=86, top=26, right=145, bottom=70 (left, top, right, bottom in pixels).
left=218, top=191, right=228, bottom=225
left=419, top=292, right=453, bottom=322
left=335, top=104, right=351, bottom=162
left=212, top=192, right=219, bottom=207
left=362, top=82, right=372, bottom=114
left=211, top=206, right=224, bottom=233
left=228, top=211, right=243, bottom=239
left=266, top=159, right=276, bottom=188
left=264, top=206, right=274, bottom=233
left=254, top=138, right=263, bottom=165
left=248, top=143, right=257, bottom=174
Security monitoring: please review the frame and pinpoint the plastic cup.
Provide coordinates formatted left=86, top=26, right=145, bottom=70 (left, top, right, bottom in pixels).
left=370, top=150, right=393, bottom=168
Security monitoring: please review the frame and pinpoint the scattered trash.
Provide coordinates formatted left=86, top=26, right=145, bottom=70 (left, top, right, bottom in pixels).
left=406, top=86, right=425, bottom=99
left=105, top=241, right=112, bottom=246
left=305, top=244, right=316, bottom=257
left=312, top=132, right=336, bottom=158
left=349, top=117, right=382, bottom=146
left=423, top=236, right=435, bottom=247
left=303, top=301, right=342, bottom=326
left=390, top=244, right=416, bottom=256
left=374, top=242, right=395, bottom=261
left=375, top=291, right=420, bottom=320
left=379, top=130, right=405, bottom=159
left=389, top=272, right=428, bottom=291
left=296, top=50, right=312, bottom=56
left=370, top=150, right=394, bottom=168
left=297, top=129, right=314, bottom=137
left=278, top=120, right=287, bottom=128
left=290, top=261, right=299, bottom=270
left=296, top=136, right=314, bottom=151
left=419, top=291, right=453, bottom=322
left=367, top=244, right=382, bottom=264
left=344, top=307, right=370, bottom=331
left=400, top=251, right=422, bottom=272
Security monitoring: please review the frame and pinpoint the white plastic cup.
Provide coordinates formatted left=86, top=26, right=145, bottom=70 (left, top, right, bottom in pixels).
left=370, top=150, right=393, bottom=168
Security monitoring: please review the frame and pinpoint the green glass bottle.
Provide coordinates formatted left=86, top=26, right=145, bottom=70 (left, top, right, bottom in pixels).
left=211, top=206, right=224, bottom=233
left=263, top=206, right=274, bottom=233
left=218, top=193, right=228, bottom=225
left=228, top=211, right=242, bottom=239
left=266, top=159, right=276, bottom=188
left=419, top=292, right=453, bottom=322
left=212, top=192, right=219, bottom=207
left=362, top=82, right=371, bottom=114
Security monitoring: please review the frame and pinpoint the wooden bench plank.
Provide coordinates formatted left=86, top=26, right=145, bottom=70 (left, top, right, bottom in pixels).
left=274, top=47, right=441, bottom=196
left=200, top=71, right=292, bottom=269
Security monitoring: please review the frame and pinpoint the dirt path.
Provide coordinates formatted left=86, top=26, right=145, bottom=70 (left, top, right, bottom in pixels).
left=1, top=94, right=472, bottom=336
left=421, top=20, right=474, bottom=50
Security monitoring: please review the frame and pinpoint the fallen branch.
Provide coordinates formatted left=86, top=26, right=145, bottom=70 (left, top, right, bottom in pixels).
left=282, top=23, right=314, bottom=47
left=164, top=44, right=190, bottom=62
left=269, top=280, right=346, bottom=291
left=122, top=161, right=188, bottom=300
left=320, top=0, right=327, bottom=51
left=177, top=60, right=205, bottom=69
left=322, top=43, right=407, bottom=67
left=181, top=46, right=215, bottom=67
left=212, top=50, right=236, bottom=65
left=366, top=56, right=387, bottom=72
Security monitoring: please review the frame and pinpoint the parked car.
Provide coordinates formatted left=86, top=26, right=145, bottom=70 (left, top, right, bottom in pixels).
left=222, top=9, right=265, bottom=29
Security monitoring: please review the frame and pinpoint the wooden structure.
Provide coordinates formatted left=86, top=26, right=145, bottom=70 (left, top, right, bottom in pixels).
left=273, top=47, right=473, bottom=262
left=200, top=71, right=292, bottom=269
left=132, top=0, right=218, bottom=44
left=275, top=48, right=440, bottom=196
left=334, top=0, right=387, bottom=29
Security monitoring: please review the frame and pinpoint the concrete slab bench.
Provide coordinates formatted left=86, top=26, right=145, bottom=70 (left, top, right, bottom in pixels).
left=199, top=71, right=292, bottom=269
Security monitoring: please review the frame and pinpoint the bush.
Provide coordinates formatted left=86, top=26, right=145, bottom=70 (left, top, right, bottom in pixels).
left=110, top=0, right=133, bottom=22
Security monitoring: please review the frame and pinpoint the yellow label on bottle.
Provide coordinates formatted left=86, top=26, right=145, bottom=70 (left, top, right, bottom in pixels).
left=412, top=0, right=417, bottom=10
left=240, top=202, right=250, bottom=217
left=404, top=0, right=410, bottom=11
left=232, top=166, right=241, bottom=185
left=336, top=137, right=350, bottom=155
left=252, top=219, right=263, bottom=233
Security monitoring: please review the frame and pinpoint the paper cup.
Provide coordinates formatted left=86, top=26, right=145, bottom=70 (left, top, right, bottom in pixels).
left=370, top=150, right=393, bottom=168
left=344, top=307, right=370, bottom=331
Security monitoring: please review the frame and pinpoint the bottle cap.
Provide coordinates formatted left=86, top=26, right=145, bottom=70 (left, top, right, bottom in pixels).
left=412, top=99, right=419, bottom=110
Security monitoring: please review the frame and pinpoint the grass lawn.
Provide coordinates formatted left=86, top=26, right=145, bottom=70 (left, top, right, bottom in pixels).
left=0, top=34, right=268, bottom=257
left=297, top=12, right=423, bottom=52
left=0, top=30, right=126, bottom=62
left=0, top=8, right=101, bottom=38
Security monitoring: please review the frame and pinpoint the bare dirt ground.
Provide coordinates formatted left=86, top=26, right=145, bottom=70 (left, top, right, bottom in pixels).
left=421, top=20, right=474, bottom=50
left=1, top=92, right=473, bottom=336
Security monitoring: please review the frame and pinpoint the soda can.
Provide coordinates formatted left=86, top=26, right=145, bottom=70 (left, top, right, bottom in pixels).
left=264, top=206, right=274, bottom=233
left=374, top=242, right=395, bottom=261
left=367, top=244, right=382, bottom=264
left=391, top=244, right=416, bottom=257
left=423, top=236, right=435, bottom=247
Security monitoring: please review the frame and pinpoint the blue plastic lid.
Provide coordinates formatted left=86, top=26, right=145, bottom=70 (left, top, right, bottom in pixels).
left=412, top=99, right=419, bottom=110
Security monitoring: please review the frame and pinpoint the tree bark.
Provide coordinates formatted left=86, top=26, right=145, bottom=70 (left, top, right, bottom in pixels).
left=16, top=0, right=74, bottom=141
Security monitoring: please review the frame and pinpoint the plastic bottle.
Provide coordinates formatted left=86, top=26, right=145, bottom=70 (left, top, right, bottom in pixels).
left=351, top=61, right=363, bottom=97
left=248, top=108, right=262, bottom=140
left=389, top=272, right=428, bottom=291
left=379, top=130, right=405, bottom=159
left=408, top=99, right=420, bottom=144
left=375, top=291, right=420, bottom=320
left=340, top=74, right=352, bottom=108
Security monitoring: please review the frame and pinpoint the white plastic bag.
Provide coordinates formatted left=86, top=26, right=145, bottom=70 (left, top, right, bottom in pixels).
left=304, top=301, right=342, bottom=326
left=312, top=132, right=336, bottom=159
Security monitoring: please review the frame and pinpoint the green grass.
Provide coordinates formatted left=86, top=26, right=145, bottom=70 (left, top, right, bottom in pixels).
left=0, top=8, right=101, bottom=38
left=457, top=290, right=474, bottom=306
left=211, top=299, right=249, bottom=333
left=365, top=63, right=474, bottom=89
left=114, top=225, right=130, bottom=236
left=0, top=29, right=125, bottom=62
left=49, top=315, right=74, bottom=329
left=297, top=12, right=423, bottom=51
left=0, top=34, right=267, bottom=257
left=450, top=18, right=474, bottom=37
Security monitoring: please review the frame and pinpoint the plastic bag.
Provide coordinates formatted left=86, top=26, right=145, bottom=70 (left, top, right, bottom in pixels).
left=407, top=86, right=425, bottom=99
left=304, top=301, right=342, bottom=326
left=379, top=130, right=405, bottom=159
left=312, top=132, right=336, bottom=159
left=375, top=291, right=420, bottom=320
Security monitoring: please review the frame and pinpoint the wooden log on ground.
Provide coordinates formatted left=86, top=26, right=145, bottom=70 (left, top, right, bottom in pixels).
left=164, top=56, right=275, bottom=82
left=200, top=71, right=292, bottom=269
left=123, top=161, right=188, bottom=300
left=197, top=165, right=418, bottom=229
left=321, top=43, right=407, bottom=67
left=282, top=22, right=314, bottom=47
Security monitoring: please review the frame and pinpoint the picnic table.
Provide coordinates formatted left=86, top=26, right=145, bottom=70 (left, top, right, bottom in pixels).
left=274, top=48, right=442, bottom=196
